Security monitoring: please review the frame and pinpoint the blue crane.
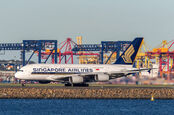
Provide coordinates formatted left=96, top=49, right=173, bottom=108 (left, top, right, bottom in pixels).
left=0, top=40, right=58, bottom=66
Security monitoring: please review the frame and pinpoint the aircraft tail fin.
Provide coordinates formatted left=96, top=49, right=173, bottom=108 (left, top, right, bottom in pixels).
left=113, top=37, right=144, bottom=65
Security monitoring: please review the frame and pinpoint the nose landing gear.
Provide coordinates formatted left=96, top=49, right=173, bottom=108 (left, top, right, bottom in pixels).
left=21, top=80, right=26, bottom=87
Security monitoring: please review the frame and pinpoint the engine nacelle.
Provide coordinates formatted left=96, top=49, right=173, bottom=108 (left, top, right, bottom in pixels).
left=70, top=76, right=84, bottom=84
left=95, top=74, right=109, bottom=82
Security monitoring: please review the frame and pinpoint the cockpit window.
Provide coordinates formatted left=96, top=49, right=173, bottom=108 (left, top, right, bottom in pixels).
left=18, top=70, right=24, bottom=72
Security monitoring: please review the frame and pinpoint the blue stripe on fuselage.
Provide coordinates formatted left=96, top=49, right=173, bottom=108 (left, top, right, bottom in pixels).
left=31, top=72, right=81, bottom=75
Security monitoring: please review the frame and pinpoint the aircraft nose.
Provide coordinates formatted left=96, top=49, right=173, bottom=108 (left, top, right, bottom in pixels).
left=15, top=72, right=22, bottom=79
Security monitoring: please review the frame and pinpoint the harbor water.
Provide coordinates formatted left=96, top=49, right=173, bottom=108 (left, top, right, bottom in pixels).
left=0, top=99, right=173, bottom=115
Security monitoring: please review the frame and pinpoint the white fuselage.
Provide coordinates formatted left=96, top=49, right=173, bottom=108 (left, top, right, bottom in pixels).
left=15, top=64, right=133, bottom=81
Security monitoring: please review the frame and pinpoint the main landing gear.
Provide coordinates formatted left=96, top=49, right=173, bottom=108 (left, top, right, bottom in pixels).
left=65, top=83, right=89, bottom=87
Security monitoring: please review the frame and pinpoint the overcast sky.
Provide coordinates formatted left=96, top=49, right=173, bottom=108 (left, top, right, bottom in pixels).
left=0, top=0, right=174, bottom=61
left=0, top=0, right=174, bottom=45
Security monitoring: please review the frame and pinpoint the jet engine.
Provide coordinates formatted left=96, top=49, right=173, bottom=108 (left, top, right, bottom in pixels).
left=95, top=74, right=109, bottom=82
left=70, top=76, right=84, bottom=84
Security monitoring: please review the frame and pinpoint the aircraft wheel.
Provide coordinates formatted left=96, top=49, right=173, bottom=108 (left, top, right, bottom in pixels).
left=65, top=83, right=72, bottom=86
left=65, top=83, right=89, bottom=87
left=72, top=83, right=89, bottom=87
left=21, top=81, right=26, bottom=87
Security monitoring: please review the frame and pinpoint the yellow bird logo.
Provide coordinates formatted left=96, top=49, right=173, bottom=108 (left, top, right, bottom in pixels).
left=121, top=45, right=135, bottom=63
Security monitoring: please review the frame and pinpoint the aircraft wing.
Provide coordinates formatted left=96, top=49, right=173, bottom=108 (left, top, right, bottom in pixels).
left=47, top=75, right=70, bottom=82
left=46, top=72, right=96, bottom=81
left=107, top=68, right=155, bottom=77
left=46, top=72, right=100, bottom=82
left=46, top=68, right=155, bottom=82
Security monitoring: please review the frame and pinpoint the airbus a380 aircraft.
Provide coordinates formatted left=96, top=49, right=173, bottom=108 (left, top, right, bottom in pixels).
left=15, top=38, right=148, bottom=86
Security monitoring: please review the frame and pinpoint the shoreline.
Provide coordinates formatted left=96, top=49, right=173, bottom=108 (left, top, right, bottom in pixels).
left=0, top=85, right=174, bottom=99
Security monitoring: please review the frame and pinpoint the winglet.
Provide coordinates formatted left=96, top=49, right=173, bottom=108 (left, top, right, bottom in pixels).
left=113, top=37, right=144, bottom=65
